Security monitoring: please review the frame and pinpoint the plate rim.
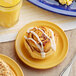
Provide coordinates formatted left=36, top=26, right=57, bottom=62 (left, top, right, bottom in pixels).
left=15, top=20, right=68, bottom=69
left=27, top=0, right=76, bottom=17
left=0, top=54, right=24, bottom=76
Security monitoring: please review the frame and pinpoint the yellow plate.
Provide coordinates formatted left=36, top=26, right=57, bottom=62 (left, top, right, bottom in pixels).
left=0, top=54, right=24, bottom=76
left=15, top=21, right=68, bottom=69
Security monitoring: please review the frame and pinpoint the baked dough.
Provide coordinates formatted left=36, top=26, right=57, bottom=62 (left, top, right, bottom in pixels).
left=0, top=59, right=15, bottom=76
left=24, top=26, right=58, bottom=59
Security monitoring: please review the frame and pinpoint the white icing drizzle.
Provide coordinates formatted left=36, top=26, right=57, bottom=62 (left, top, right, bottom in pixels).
left=27, top=27, right=34, bottom=32
left=24, top=27, right=56, bottom=58
left=24, top=36, right=42, bottom=51
left=24, top=36, right=45, bottom=58
left=41, top=52, right=45, bottom=58
left=35, top=27, right=56, bottom=51
left=49, top=29, right=56, bottom=51
left=35, top=27, right=50, bottom=39
left=27, top=28, right=45, bottom=57
left=27, top=31, right=44, bottom=52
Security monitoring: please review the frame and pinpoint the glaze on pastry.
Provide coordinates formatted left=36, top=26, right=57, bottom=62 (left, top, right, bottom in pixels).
left=0, top=59, right=15, bottom=76
left=24, top=26, right=57, bottom=59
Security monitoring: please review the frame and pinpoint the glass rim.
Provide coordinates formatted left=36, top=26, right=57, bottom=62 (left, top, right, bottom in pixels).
left=0, top=0, right=22, bottom=8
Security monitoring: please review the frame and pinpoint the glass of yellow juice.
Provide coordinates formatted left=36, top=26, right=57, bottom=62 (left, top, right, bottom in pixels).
left=0, top=0, right=22, bottom=28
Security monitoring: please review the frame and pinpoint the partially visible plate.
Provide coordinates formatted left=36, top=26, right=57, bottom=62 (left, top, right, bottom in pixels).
left=28, top=0, right=76, bottom=17
left=0, top=54, right=24, bottom=76
left=15, top=21, right=68, bottom=69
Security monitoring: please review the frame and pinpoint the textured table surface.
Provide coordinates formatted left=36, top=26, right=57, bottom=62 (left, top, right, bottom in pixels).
left=0, top=29, right=76, bottom=76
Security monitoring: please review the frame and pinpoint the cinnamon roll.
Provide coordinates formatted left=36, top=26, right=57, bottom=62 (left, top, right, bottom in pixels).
left=24, top=26, right=58, bottom=59
left=0, top=59, right=15, bottom=76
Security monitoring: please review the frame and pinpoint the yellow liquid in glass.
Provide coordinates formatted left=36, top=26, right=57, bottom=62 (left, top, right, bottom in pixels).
left=0, top=0, right=22, bottom=28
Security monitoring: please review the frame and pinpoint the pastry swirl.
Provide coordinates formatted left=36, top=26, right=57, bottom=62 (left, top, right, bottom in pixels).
left=24, top=26, right=57, bottom=59
left=0, top=59, right=15, bottom=76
